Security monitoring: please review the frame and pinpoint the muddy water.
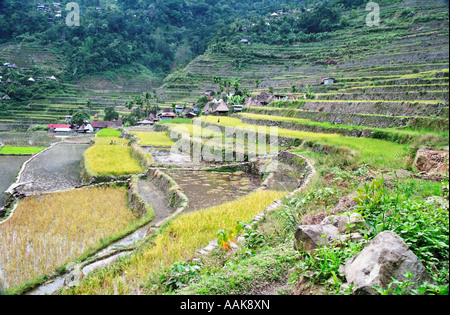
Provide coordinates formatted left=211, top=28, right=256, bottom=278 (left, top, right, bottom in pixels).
left=0, top=132, right=59, bottom=147
left=145, top=147, right=207, bottom=168
left=166, top=170, right=262, bottom=212
left=0, top=156, right=29, bottom=207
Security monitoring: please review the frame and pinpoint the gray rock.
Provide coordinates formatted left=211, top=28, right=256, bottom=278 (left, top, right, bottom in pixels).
left=425, top=196, right=448, bottom=210
left=294, top=224, right=340, bottom=253
left=320, top=215, right=342, bottom=228
left=337, top=212, right=366, bottom=234
left=344, top=231, right=434, bottom=295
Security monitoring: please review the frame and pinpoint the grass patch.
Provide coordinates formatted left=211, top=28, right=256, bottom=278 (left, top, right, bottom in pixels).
left=157, top=118, right=194, bottom=125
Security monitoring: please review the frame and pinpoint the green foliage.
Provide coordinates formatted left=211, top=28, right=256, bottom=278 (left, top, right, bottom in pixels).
left=374, top=271, right=449, bottom=295
left=72, top=110, right=90, bottom=125
left=291, top=240, right=364, bottom=292
left=355, top=177, right=449, bottom=273
left=1, top=0, right=331, bottom=79
left=217, top=222, right=246, bottom=250
left=228, top=95, right=245, bottom=106
left=103, top=107, right=119, bottom=122
left=160, top=261, right=205, bottom=292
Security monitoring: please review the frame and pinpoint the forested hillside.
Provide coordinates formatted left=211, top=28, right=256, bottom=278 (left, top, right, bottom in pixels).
left=0, top=0, right=368, bottom=80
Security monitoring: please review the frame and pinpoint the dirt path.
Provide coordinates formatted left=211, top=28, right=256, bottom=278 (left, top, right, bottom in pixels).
left=19, top=143, right=90, bottom=195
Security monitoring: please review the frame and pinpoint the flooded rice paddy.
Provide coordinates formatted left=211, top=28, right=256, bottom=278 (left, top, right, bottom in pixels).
left=0, top=132, right=60, bottom=147
left=19, top=143, right=90, bottom=195
left=166, top=169, right=262, bottom=212
left=0, top=156, right=30, bottom=207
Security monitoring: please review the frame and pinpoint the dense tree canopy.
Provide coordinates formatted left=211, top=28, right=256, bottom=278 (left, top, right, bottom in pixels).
left=0, top=0, right=369, bottom=80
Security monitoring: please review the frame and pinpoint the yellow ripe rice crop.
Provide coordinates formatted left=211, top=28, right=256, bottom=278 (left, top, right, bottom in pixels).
left=94, top=137, right=129, bottom=146
left=85, top=139, right=143, bottom=176
left=132, top=132, right=175, bottom=147
left=65, top=190, right=286, bottom=295
left=0, top=187, right=139, bottom=291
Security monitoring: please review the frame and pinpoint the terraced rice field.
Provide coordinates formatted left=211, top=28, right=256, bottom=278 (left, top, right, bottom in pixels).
left=84, top=135, right=144, bottom=176
left=0, top=187, right=140, bottom=291
left=63, top=189, right=287, bottom=295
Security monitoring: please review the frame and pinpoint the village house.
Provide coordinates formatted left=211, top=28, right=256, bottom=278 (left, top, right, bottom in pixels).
left=47, top=124, right=72, bottom=133
left=175, top=105, right=185, bottom=115
left=91, top=119, right=123, bottom=132
left=76, top=124, right=93, bottom=133
left=182, top=108, right=197, bottom=119
left=158, top=112, right=177, bottom=121
left=213, top=100, right=230, bottom=116
left=137, top=119, right=154, bottom=126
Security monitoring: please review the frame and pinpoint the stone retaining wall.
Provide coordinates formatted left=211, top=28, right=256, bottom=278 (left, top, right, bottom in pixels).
left=240, top=117, right=420, bottom=145
left=127, top=176, right=155, bottom=219
left=244, top=107, right=449, bottom=131
left=146, top=168, right=189, bottom=211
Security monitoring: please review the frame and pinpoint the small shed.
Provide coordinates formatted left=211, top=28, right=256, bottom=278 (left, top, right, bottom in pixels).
left=175, top=105, right=184, bottom=114
left=2, top=94, right=11, bottom=100
left=232, top=105, right=244, bottom=113
left=321, top=77, right=335, bottom=85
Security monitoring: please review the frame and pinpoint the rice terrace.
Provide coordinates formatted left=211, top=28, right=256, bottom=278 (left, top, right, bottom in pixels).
left=0, top=0, right=448, bottom=300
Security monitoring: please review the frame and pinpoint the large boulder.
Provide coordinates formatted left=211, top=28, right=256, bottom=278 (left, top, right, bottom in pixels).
left=294, top=224, right=340, bottom=252
left=343, top=231, right=434, bottom=295
left=414, top=148, right=449, bottom=175
left=294, top=212, right=366, bottom=252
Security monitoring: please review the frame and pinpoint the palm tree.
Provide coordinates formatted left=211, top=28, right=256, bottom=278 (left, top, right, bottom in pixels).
left=143, top=92, right=152, bottom=118
left=304, top=85, right=315, bottom=99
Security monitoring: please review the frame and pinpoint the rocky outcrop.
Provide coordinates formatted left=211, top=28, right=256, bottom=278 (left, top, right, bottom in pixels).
left=294, top=212, right=365, bottom=252
left=343, top=231, right=434, bottom=295
left=414, top=148, right=449, bottom=175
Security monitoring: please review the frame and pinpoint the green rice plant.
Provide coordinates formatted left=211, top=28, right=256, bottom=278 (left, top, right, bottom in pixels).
left=157, top=118, right=194, bottom=125
left=96, top=129, right=122, bottom=138
left=0, top=146, right=46, bottom=155
left=201, top=116, right=408, bottom=169
left=132, top=132, right=175, bottom=147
